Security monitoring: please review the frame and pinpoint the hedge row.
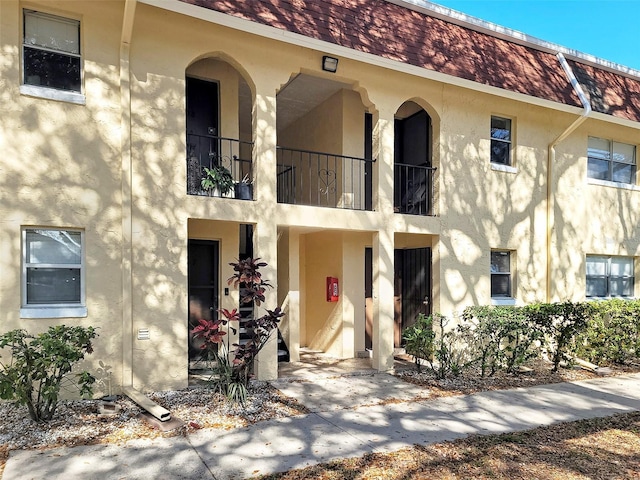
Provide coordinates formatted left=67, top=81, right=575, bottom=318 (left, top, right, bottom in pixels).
left=402, top=300, right=640, bottom=378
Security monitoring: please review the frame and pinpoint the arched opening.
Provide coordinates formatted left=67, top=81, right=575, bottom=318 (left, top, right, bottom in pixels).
left=185, top=57, right=253, bottom=199
left=275, top=73, right=374, bottom=211
left=394, top=101, right=435, bottom=216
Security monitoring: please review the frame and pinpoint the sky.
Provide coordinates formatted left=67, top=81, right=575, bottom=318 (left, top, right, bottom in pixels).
left=429, top=0, right=640, bottom=71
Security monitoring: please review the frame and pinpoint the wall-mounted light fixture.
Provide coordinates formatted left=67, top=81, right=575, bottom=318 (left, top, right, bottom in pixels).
left=322, top=55, right=339, bottom=73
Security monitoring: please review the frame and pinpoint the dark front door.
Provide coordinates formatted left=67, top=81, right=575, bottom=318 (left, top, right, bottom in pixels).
left=364, top=113, right=373, bottom=211
left=394, top=110, right=432, bottom=215
left=364, top=247, right=373, bottom=350
left=188, top=239, right=219, bottom=364
left=186, top=77, right=219, bottom=193
left=394, top=247, right=431, bottom=347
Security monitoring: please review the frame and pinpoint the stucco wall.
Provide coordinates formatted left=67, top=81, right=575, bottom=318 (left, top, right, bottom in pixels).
left=0, top=0, right=124, bottom=396
left=2, top=0, right=639, bottom=393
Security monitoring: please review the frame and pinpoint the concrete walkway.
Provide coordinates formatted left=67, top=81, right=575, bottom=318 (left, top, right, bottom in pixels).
left=4, top=372, right=640, bottom=480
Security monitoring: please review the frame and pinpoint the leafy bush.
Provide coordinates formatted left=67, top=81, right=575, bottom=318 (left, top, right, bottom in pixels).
left=403, top=313, right=473, bottom=379
left=575, top=299, right=640, bottom=364
left=191, top=257, right=284, bottom=403
left=408, top=300, right=636, bottom=380
left=402, top=313, right=435, bottom=373
left=525, top=302, right=592, bottom=371
left=462, top=306, right=542, bottom=376
left=0, top=325, right=98, bottom=422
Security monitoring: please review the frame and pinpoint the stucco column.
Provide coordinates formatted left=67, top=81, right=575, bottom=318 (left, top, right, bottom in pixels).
left=286, top=230, right=301, bottom=362
left=341, top=235, right=358, bottom=358
left=372, top=230, right=395, bottom=370
left=252, top=84, right=279, bottom=380
left=372, top=108, right=396, bottom=371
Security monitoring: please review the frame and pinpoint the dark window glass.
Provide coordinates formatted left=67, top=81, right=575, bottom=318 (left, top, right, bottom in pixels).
left=586, top=256, right=634, bottom=298
left=27, top=268, right=81, bottom=304
left=612, top=162, right=635, bottom=184
left=490, top=116, right=511, bottom=165
left=586, top=277, right=607, bottom=297
left=491, top=251, right=511, bottom=297
left=491, top=274, right=511, bottom=297
left=588, top=137, right=636, bottom=184
left=23, top=11, right=80, bottom=93
left=587, top=158, right=610, bottom=181
left=24, top=48, right=80, bottom=92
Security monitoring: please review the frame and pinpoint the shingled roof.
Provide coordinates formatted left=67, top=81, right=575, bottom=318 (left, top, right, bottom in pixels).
left=178, top=0, right=640, bottom=124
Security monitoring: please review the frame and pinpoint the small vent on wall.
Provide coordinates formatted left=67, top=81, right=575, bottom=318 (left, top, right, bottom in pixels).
left=137, top=328, right=150, bottom=340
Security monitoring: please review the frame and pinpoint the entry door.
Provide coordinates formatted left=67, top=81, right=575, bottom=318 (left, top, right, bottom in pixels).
left=186, top=76, right=219, bottom=138
left=364, top=113, right=373, bottom=211
left=394, top=110, right=432, bottom=214
left=186, top=77, right=219, bottom=193
left=394, top=247, right=431, bottom=347
left=188, top=240, right=219, bottom=363
left=364, top=247, right=373, bottom=350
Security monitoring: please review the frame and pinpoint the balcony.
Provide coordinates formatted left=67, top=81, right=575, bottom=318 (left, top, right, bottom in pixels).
left=394, top=163, right=436, bottom=216
left=187, top=134, right=253, bottom=199
left=277, top=146, right=374, bottom=211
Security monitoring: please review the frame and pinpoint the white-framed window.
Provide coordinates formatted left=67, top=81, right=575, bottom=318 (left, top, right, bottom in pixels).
left=21, top=10, right=83, bottom=103
left=490, top=250, right=512, bottom=298
left=21, top=228, right=87, bottom=318
left=490, top=116, right=512, bottom=166
left=587, top=137, right=636, bottom=185
left=586, top=255, right=634, bottom=298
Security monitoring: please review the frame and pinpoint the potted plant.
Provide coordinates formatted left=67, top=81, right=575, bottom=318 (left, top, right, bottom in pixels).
left=234, top=173, right=253, bottom=200
left=201, top=165, right=234, bottom=197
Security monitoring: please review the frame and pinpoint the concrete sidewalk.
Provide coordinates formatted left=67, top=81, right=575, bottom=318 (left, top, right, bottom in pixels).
left=4, top=372, right=640, bottom=480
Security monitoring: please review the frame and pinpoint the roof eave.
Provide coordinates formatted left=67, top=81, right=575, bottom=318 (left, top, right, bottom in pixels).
left=140, top=0, right=639, bottom=129
left=390, top=0, right=640, bottom=81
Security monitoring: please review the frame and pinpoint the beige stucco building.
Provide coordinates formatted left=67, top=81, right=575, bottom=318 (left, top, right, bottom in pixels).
left=1, top=0, right=639, bottom=394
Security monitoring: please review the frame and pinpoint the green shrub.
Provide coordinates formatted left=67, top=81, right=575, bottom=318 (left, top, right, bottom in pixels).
left=0, top=325, right=98, bottom=422
left=402, top=313, right=435, bottom=373
left=525, top=302, right=592, bottom=371
left=403, top=313, right=473, bottom=379
left=575, top=299, right=640, bottom=364
left=462, top=306, right=542, bottom=376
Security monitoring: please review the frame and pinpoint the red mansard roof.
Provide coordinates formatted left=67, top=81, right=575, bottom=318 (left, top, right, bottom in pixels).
left=179, top=0, right=640, bottom=124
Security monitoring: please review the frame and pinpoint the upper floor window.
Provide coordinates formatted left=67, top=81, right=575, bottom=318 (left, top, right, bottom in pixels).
left=490, top=116, right=512, bottom=166
left=21, top=228, right=86, bottom=318
left=491, top=250, right=512, bottom=297
left=23, top=10, right=81, bottom=93
left=587, top=137, right=636, bottom=185
left=586, top=255, right=634, bottom=298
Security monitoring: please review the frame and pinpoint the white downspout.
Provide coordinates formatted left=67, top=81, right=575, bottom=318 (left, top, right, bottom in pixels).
left=546, top=52, right=592, bottom=302
left=121, top=0, right=137, bottom=389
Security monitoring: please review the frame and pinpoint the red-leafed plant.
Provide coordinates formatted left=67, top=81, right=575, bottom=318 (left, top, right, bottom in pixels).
left=191, top=257, right=284, bottom=403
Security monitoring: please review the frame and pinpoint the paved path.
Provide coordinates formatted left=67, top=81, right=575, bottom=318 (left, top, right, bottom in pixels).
left=4, top=372, right=640, bottom=480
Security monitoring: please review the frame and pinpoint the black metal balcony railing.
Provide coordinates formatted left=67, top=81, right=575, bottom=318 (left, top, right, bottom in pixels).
left=187, top=134, right=253, bottom=199
left=394, top=163, right=436, bottom=216
left=276, top=146, right=374, bottom=211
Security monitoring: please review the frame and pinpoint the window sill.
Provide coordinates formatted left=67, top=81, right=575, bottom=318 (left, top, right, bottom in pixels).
left=586, top=296, right=635, bottom=301
left=491, top=163, right=517, bottom=174
left=20, top=306, right=87, bottom=319
left=587, top=178, right=640, bottom=191
left=20, top=85, right=85, bottom=105
left=491, top=297, right=516, bottom=306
